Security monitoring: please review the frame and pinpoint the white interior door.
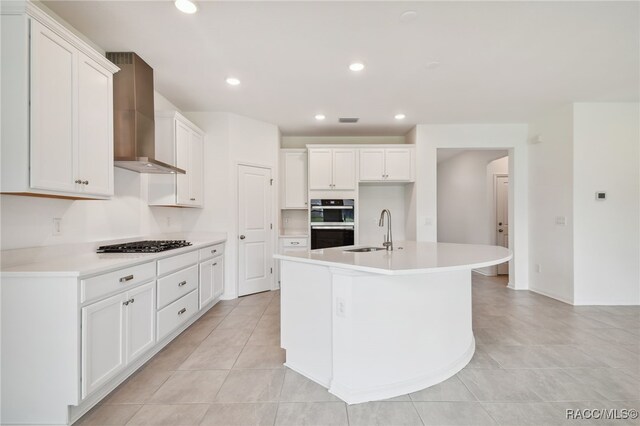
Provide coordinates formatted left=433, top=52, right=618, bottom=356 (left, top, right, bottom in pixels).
left=495, top=175, right=509, bottom=275
left=238, top=165, right=272, bottom=296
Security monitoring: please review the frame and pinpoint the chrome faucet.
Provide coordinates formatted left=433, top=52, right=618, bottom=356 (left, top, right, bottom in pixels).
left=378, top=209, right=393, bottom=251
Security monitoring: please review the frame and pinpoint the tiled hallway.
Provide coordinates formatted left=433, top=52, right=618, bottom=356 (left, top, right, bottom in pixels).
left=78, top=274, right=639, bottom=425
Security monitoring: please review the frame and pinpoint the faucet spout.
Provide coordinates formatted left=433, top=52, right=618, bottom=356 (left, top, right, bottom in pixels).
left=378, top=209, right=393, bottom=251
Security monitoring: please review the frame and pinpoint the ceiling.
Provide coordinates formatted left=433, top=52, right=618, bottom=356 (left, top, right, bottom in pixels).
left=44, top=1, right=639, bottom=136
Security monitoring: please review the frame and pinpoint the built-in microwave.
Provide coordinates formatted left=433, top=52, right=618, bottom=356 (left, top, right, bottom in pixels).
left=310, top=199, right=355, bottom=249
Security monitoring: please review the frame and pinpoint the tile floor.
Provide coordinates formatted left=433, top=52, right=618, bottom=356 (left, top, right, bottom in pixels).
left=77, top=273, right=639, bottom=425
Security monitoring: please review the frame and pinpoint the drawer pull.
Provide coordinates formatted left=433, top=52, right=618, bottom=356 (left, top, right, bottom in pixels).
left=213, top=262, right=218, bottom=266
left=119, top=275, right=134, bottom=283
left=178, top=308, right=187, bottom=315
left=211, top=249, right=217, bottom=254
left=178, top=280, right=187, bottom=287
left=129, top=298, right=135, bottom=304
left=123, top=300, right=129, bottom=306
left=290, top=242, right=300, bottom=245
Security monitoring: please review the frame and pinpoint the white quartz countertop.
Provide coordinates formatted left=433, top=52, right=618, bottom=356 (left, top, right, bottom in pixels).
left=1, top=232, right=227, bottom=278
left=274, top=241, right=512, bottom=275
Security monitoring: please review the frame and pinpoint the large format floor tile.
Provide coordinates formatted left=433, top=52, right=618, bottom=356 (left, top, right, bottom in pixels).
left=76, top=278, right=639, bottom=426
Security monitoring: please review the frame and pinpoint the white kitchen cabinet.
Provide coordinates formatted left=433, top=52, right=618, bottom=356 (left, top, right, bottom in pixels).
left=81, top=292, right=127, bottom=399
left=81, top=280, right=155, bottom=399
left=125, top=282, right=156, bottom=365
left=281, top=149, right=308, bottom=209
left=1, top=6, right=118, bottom=199
left=308, top=148, right=356, bottom=190
left=199, top=255, right=224, bottom=309
left=149, top=111, right=204, bottom=208
left=359, top=147, right=414, bottom=182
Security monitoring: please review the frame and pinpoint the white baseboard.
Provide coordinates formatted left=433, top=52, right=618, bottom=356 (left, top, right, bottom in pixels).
left=529, top=286, right=574, bottom=305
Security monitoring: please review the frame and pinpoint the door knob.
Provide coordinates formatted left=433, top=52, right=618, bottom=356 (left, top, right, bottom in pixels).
left=240, top=235, right=246, bottom=240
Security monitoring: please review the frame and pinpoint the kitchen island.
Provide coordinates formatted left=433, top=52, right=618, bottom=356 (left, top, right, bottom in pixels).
left=274, top=241, right=511, bottom=404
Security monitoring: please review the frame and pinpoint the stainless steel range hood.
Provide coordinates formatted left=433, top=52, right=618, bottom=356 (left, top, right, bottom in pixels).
left=106, top=52, right=185, bottom=174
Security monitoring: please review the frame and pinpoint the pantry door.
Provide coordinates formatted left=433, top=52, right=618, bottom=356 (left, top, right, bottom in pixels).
left=238, top=164, right=273, bottom=296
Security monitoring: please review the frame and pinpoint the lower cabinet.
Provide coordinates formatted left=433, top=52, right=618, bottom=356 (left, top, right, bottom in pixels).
left=157, top=289, right=198, bottom=341
left=199, top=255, right=224, bottom=309
left=81, top=281, right=155, bottom=399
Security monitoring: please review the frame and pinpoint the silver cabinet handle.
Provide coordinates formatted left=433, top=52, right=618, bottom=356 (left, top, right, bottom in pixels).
left=75, top=179, right=82, bottom=184
left=290, top=242, right=300, bottom=245
left=123, top=300, right=129, bottom=306
left=178, top=280, right=187, bottom=287
left=211, top=249, right=217, bottom=254
left=119, top=275, right=134, bottom=283
left=239, top=235, right=246, bottom=240
left=178, top=308, right=187, bottom=315
left=190, top=198, right=196, bottom=201
left=82, top=180, right=89, bottom=185
left=213, top=262, right=218, bottom=266
left=129, top=298, right=135, bottom=304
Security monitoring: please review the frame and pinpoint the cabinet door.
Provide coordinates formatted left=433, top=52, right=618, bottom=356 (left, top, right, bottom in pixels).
left=359, top=149, right=385, bottom=181
left=384, top=148, right=413, bottom=181
left=213, top=256, right=225, bottom=298
left=29, top=20, right=77, bottom=193
left=175, top=121, right=191, bottom=205
left=189, top=131, right=204, bottom=206
left=77, top=53, right=114, bottom=196
left=283, top=151, right=308, bottom=208
left=125, top=282, right=156, bottom=365
left=308, top=149, right=333, bottom=190
left=82, top=292, right=126, bottom=398
left=332, top=149, right=356, bottom=190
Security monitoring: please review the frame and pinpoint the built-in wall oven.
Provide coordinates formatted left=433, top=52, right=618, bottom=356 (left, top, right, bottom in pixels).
left=310, top=199, right=355, bottom=249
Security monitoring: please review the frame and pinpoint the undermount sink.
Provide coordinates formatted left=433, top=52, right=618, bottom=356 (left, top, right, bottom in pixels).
left=344, top=247, right=386, bottom=253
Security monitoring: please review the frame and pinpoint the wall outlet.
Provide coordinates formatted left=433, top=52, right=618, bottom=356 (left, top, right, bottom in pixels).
left=52, top=218, right=62, bottom=236
left=336, top=298, right=346, bottom=318
left=535, top=264, right=542, bottom=273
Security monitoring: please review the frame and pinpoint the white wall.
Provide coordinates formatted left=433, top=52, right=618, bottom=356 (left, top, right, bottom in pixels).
left=413, top=124, right=529, bottom=289
left=358, top=184, right=407, bottom=246
left=527, top=105, right=575, bottom=303
left=181, top=112, right=280, bottom=299
left=437, top=150, right=508, bottom=274
left=572, top=103, right=640, bottom=305
left=0, top=91, right=184, bottom=250
left=281, top=135, right=404, bottom=148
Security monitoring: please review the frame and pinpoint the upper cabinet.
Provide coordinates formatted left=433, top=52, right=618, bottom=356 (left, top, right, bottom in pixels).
left=280, top=149, right=308, bottom=209
left=359, top=147, right=414, bottom=182
left=308, top=148, right=356, bottom=191
left=148, top=112, right=204, bottom=208
left=1, top=4, right=119, bottom=199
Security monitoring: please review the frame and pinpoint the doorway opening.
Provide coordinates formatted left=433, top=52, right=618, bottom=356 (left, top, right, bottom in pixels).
left=436, top=149, right=510, bottom=279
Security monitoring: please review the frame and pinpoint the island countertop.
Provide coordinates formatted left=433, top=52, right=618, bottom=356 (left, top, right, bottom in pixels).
left=274, top=241, right=511, bottom=275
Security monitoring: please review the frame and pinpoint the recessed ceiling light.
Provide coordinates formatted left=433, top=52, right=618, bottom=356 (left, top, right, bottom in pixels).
left=315, top=114, right=326, bottom=121
left=399, top=10, right=418, bottom=23
left=349, top=62, right=365, bottom=72
left=175, top=0, right=197, bottom=14
left=395, top=114, right=406, bottom=120
left=226, top=77, right=241, bottom=86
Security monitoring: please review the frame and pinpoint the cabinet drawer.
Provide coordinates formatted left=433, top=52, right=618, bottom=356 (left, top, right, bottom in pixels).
left=281, top=238, right=308, bottom=248
left=199, top=243, right=225, bottom=262
left=157, top=250, right=198, bottom=276
left=157, top=289, right=198, bottom=341
left=81, top=262, right=155, bottom=303
left=157, top=265, right=198, bottom=309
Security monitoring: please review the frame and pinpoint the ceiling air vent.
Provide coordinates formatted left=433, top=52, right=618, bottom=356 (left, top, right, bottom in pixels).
left=339, top=117, right=359, bottom=123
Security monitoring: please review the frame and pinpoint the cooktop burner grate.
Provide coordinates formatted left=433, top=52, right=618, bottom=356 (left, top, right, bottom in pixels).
left=97, top=240, right=192, bottom=253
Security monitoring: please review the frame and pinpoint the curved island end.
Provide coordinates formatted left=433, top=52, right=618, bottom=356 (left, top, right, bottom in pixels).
left=274, top=241, right=512, bottom=404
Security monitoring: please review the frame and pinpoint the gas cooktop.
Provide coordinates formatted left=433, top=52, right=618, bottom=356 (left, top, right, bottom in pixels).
left=96, top=240, right=192, bottom=253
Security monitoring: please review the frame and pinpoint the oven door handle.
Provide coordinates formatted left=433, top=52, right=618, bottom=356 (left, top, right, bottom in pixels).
left=311, top=226, right=355, bottom=230
left=311, top=206, right=353, bottom=210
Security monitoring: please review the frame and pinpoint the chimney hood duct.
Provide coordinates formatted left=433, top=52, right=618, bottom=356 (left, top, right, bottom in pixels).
left=106, top=52, right=185, bottom=174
